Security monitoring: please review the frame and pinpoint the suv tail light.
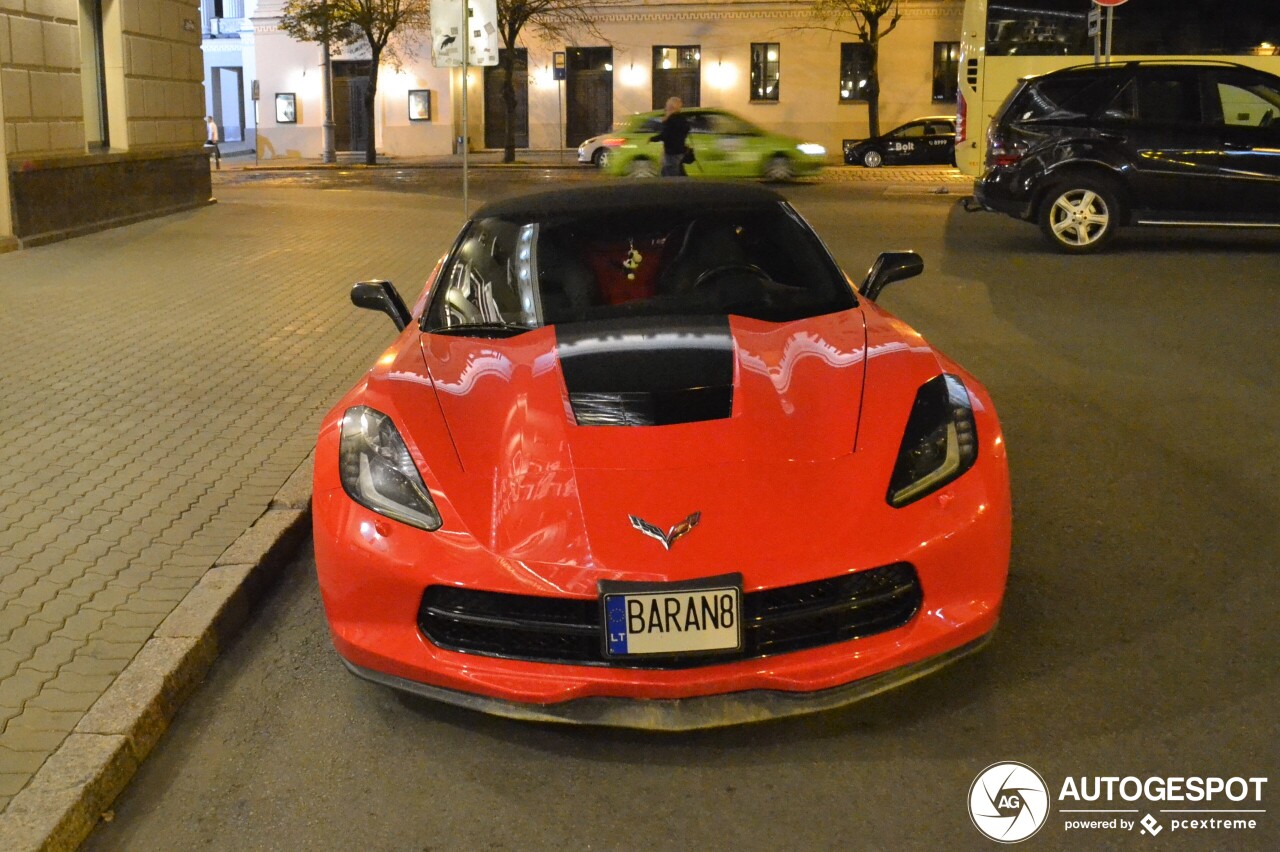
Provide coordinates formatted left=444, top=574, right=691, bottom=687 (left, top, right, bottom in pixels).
left=985, top=127, right=1026, bottom=168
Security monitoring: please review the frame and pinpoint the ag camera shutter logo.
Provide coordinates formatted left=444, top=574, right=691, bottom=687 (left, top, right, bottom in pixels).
left=969, top=762, right=1051, bottom=843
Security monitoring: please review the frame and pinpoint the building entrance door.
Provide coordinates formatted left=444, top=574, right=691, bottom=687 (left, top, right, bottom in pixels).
left=212, top=67, right=245, bottom=141
left=566, top=47, right=613, bottom=148
left=333, top=61, right=372, bottom=152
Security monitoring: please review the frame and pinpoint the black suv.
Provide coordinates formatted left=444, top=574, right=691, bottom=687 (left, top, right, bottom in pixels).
left=974, top=61, right=1280, bottom=252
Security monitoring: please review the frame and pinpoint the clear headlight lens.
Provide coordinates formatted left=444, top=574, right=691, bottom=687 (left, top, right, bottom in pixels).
left=339, top=406, right=442, bottom=531
left=887, top=375, right=978, bottom=508
left=797, top=143, right=826, bottom=156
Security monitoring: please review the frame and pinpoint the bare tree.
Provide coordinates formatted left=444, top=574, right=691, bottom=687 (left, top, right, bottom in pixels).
left=281, top=0, right=431, bottom=165
left=494, top=1, right=605, bottom=163
left=799, top=0, right=903, bottom=137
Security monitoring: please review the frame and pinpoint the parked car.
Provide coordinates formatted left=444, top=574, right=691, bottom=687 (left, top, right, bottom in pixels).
left=316, top=183, right=1010, bottom=730
left=603, top=108, right=827, bottom=179
left=576, top=133, right=613, bottom=167
left=843, top=116, right=957, bottom=167
left=974, top=61, right=1280, bottom=252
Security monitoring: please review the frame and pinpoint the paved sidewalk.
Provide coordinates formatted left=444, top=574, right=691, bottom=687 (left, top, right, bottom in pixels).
left=0, top=185, right=464, bottom=828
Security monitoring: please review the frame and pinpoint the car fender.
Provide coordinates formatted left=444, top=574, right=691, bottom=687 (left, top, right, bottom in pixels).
left=1033, top=149, right=1133, bottom=224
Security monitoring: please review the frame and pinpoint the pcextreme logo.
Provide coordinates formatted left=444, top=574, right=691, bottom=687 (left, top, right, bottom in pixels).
left=968, top=764, right=1269, bottom=843
left=969, top=762, right=1051, bottom=843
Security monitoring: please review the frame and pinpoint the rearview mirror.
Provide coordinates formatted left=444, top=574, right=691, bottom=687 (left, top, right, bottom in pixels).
left=351, top=280, right=411, bottom=331
left=859, top=251, right=924, bottom=301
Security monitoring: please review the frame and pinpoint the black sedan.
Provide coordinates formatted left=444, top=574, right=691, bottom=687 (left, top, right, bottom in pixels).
left=843, top=117, right=956, bottom=168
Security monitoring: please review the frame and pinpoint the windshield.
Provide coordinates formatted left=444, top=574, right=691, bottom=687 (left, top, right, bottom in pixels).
left=424, top=203, right=854, bottom=334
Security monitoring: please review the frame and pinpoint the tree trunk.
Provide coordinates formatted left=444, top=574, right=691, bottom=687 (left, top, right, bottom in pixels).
left=365, top=46, right=382, bottom=165
left=501, top=51, right=517, bottom=163
left=867, top=29, right=882, bottom=137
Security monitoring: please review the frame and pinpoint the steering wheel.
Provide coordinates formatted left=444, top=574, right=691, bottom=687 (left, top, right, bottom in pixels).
left=692, top=264, right=773, bottom=290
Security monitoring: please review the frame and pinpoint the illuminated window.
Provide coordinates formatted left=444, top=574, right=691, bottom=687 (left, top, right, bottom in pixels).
left=839, top=43, right=871, bottom=103
left=933, top=42, right=960, bottom=102
left=652, top=45, right=701, bottom=108
left=750, top=43, right=780, bottom=101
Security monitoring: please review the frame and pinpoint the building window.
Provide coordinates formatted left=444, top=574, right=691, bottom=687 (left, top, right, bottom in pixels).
left=933, top=42, right=960, bottom=102
left=839, top=43, right=872, bottom=103
left=652, top=45, right=700, bottom=108
left=750, top=43, right=780, bottom=101
left=79, top=0, right=109, bottom=147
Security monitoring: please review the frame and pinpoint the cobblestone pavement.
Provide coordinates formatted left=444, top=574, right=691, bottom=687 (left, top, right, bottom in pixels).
left=0, top=184, right=464, bottom=812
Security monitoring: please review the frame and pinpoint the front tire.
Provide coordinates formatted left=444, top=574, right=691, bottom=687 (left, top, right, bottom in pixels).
left=592, top=148, right=610, bottom=168
left=1038, top=179, right=1121, bottom=253
left=862, top=149, right=883, bottom=168
left=763, top=155, right=794, bottom=181
left=627, top=158, right=657, bottom=178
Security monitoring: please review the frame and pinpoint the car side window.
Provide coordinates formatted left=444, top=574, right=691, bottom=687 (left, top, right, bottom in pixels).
left=686, top=114, right=712, bottom=135
left=1133, top=74, right=1204, bottom=125
left=1214, top=77, right=1280, bottom=128
left=894, top=124, right=926, bottom=139
left=706, top=113, right=756, bottom=135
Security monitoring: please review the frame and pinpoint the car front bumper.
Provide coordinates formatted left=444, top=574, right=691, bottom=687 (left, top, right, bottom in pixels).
left=341, top=630, right=994, bottom=730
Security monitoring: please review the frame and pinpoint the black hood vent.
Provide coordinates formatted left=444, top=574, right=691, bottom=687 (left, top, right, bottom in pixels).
left=557, top=317, right=734, bottom=427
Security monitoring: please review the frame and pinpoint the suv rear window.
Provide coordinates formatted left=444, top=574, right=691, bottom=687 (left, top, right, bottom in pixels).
left=1005, top=72, right=1122, bottom=122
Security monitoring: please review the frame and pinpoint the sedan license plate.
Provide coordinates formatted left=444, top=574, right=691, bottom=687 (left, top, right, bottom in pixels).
left=600, top=574, right=742, bottom=658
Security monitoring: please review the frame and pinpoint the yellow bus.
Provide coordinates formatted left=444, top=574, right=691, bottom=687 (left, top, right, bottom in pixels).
left=956, top=0, right=1280, bottom=175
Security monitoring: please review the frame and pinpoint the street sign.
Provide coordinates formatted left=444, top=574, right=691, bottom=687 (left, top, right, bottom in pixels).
left=1088, top=7, right=1101, bottom=37
left=430, top=0, right=500, bottom=68
left=1093, top=0, right=1128, bottom=7
left=553, top=52, right=566, bottom=81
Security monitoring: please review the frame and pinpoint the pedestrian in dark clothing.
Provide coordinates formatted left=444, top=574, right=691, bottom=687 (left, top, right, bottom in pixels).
left=651, top=97, right=691, bottom=177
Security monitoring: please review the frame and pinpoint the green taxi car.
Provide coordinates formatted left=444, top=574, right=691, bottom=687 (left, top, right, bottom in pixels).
left=602, top=108, right=827, bottom=179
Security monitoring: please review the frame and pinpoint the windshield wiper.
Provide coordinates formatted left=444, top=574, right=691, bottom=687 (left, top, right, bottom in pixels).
left=425, top=321, right=534, bottom=338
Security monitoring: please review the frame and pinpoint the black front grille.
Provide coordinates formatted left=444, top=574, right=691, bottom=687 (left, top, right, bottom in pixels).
left=418, top=563, right=922, bottom=669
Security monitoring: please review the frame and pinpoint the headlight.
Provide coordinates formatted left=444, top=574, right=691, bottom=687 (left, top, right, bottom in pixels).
left=339, top=406, right=442, bottom=530
left=797, top=143, right=826, bottom=156
left=886, top=375, right=978, bottom=507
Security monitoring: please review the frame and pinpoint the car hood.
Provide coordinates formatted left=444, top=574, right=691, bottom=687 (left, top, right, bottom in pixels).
left=407, top=311, right=869, bottom=570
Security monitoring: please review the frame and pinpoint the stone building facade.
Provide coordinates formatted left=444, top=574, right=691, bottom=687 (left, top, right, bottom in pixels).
left=1, top=0, right=211, bottom=250
left=251, top=0, right=963, bottom=162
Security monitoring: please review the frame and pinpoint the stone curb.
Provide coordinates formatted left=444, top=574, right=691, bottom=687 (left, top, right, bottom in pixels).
left=0, top=453, right=315, bottom=852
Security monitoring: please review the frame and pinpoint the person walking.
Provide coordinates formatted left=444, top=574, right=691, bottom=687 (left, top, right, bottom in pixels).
left=651, top=96, right=691, bottom=177
left=204, top=116, right=221, bottom=170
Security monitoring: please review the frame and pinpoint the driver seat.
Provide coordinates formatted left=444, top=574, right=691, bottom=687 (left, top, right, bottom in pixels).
left=660, top=220, right=749, bottom=295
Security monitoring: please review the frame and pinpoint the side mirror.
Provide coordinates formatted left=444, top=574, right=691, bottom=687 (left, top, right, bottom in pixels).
left=859, top=251, right=924, bottom=301
left=351, top=280, right=411, bottom=331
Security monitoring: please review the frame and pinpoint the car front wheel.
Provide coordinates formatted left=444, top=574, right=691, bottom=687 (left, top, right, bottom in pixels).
left=1038, top=179, right=1120, bottom=253
left=592, top=148, right=610, bottom=168
left=763, top=155, right=794, bottom=181
left=626, top=158, right=657, bottom=178
left=862, top=149, right=883, bottom=168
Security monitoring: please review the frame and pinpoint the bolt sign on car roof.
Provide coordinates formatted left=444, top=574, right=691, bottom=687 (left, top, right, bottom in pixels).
left=973, top=61, right=1280, bottom=252
left=314, top=183, right=1011, bottom=730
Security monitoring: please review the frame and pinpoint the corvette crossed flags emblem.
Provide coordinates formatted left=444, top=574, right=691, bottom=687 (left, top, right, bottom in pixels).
left=628, top=512, right=701, bottom=551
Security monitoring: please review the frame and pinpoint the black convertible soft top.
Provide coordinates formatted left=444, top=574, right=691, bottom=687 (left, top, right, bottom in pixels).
left=472, top=182, right=786, bottom=221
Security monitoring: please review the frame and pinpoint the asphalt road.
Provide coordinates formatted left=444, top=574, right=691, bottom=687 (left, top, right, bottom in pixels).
left=86, top=173, right=1278, bottom=850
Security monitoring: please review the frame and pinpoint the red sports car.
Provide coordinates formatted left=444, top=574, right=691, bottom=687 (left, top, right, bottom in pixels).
left=313, top=183, right=1010, bottom=730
